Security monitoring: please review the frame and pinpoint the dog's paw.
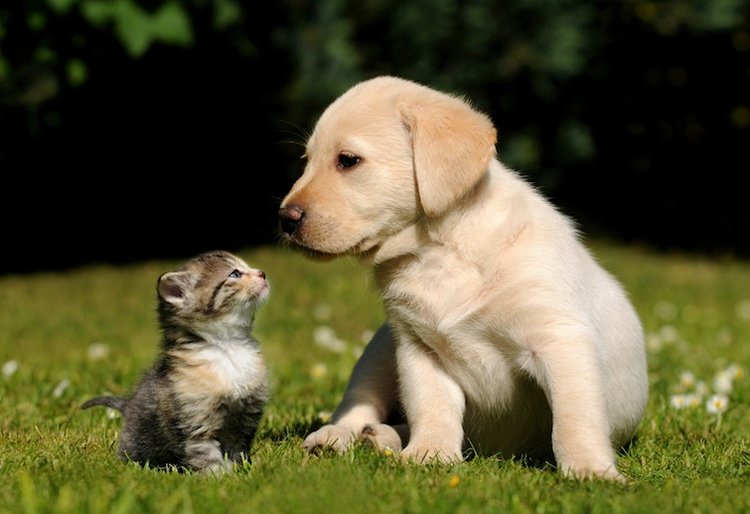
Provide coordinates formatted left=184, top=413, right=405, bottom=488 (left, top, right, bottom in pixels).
left=401, top=443, right=462, bottom=464
left=560, top=462, right=627, bottom=483
left=302, top=425, right=358, bottom=454
left=359, top=423, right=409, bottom=453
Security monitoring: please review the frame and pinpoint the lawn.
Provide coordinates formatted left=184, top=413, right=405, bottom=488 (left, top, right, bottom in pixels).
left=1, top=241, right=748, bottom=513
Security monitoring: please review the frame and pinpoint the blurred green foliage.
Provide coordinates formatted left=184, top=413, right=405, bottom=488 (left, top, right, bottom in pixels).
left=79, top=0, right=192, bottom=57
left=3, top=0, right=746, bottom=128
left=2, top=0, right=746, bottom=157
left=0, top=0, right=748, bottom=261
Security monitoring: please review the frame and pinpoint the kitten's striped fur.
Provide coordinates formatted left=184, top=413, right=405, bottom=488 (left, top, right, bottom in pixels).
left=81, top=250, right=270, bottom=474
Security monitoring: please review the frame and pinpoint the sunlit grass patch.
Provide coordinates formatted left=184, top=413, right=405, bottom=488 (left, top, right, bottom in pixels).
left=1, top=241, right=749, bottom=513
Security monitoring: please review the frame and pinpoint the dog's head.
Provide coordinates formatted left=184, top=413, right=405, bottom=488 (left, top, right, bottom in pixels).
left=278, top=76, right=497, bottom=259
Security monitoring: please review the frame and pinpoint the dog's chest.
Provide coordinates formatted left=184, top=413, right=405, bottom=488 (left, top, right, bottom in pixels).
left=377, top=247, right=519, bottom=408
left=378, top=246, right=486, bottom=330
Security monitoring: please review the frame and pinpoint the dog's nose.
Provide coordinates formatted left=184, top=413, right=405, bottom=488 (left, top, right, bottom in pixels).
left=278, top=205, right=304, bottom=235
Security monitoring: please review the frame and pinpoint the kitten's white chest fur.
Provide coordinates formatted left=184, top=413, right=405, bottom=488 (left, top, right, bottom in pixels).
left=169, top=337, right=268, bottom=401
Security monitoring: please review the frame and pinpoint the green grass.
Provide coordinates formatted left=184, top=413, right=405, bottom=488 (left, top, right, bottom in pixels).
left=1, top=242, right=748, bottom=513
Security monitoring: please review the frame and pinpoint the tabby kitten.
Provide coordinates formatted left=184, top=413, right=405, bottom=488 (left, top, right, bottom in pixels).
left=82, top=250, right=270, bottom=474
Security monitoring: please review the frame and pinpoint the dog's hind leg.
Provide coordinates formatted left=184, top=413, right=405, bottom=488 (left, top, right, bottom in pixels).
left=303, top=323, right=400, bottom=454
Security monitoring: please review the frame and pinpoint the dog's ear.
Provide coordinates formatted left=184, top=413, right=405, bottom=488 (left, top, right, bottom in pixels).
left=399, top=92, right=497, bottom=217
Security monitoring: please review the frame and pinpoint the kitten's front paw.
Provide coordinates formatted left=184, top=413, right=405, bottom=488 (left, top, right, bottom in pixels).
left=359, top=423, right=408, bottom=453
left=302, top=425, right=357, bottom=454
left=198, top=460, right=234, bottom=476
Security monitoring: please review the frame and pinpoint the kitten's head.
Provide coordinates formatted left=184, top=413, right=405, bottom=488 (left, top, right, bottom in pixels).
left=156, top=251, right=269, bottom=333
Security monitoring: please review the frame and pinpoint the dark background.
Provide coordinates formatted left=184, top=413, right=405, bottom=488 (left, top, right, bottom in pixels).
left=1, top=0, right=749, bottom=275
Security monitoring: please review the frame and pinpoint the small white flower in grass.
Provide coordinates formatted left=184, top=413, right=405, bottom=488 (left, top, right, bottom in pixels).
left=317, top=411, right=332, bottom=423
left=670, top=394, right=690, bottom=409
left=653, top=301, right=678, bottom=321
left=360, top=329, right=375, bottom=344
left=670, top=393, right=701, bottom=409
left=713, top=370, right=734, bottom=394
left=717, top=328, right=733, bottom=346
left=659, top=325, right=679, bottom=343
left=87, top=343, right=109, bottom=360
left=313, top=304, right=332, bottom=321
left=313, top=326, right=347, bottom=353
left=679, top=370, right=696, bottom=390
left=52, top=378, right=70, bottom=398
left=694, top=380, right=709, bottom=398
left=725, top=363, right=744, bottom=381
left=2, top=360, right=18, bottom=378
left=646, top=333, right=663, bottom=352
left=309, top=362, right=328, bottom=380
left=706, top=394, right=729, bottom=414
left=736, top=299, right=750, bottom=321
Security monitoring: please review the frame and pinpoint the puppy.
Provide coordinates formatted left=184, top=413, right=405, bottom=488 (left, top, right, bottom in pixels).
left=278, top=76, right=648, bottom=481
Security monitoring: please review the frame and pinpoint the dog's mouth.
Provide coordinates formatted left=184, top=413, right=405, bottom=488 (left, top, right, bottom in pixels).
left=283, top=239, right=340, bottom=261
left=280, top=233, right=379, bottom=261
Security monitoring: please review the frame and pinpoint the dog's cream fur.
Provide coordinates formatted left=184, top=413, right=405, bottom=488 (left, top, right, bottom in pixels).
left=279, top=76, right=648, bottom=481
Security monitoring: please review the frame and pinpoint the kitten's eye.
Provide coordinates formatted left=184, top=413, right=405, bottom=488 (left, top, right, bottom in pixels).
left=228, top=269, right=243, bottom=279
left=337, top=152, right=361, bottom=170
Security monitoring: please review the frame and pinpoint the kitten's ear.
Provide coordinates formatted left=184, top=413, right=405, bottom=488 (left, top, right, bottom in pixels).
left=157, top=271, right=189, bottom=304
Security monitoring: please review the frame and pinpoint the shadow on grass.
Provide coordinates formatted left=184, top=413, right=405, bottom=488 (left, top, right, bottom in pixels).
left=262, top=418, right=323, bottom=442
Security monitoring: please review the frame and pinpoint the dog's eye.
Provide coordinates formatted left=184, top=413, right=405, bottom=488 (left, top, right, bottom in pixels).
left=337, top=152, right=361, bottom=170
left=228, top=269, right=243, bottom=279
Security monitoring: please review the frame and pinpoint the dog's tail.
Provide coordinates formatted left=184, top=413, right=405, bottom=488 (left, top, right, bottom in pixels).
left=81, top=395, right=128, bottom=413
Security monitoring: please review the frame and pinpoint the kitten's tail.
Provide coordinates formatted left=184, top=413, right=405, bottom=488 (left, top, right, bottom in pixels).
left=80, top=396, right=128, bottom=413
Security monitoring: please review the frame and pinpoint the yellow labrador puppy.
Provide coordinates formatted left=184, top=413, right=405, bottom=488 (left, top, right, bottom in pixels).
left=278, top=76, right=648, bottom=481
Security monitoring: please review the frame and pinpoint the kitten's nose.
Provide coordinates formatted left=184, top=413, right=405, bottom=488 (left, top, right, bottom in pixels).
left=257, top=270, right=266, bottom=280
left=278, top=205, right=304, bottom=235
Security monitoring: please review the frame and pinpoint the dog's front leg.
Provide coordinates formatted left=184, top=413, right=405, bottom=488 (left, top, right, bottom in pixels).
left=397, top=334, right=465, bottom=464
left=540, top=334, right=625, bottom=482
left=303, top=323, right=399, bottom=454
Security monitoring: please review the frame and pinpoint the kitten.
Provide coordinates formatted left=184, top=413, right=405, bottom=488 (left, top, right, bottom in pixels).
left=82, top=250, right=270, bottom=474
